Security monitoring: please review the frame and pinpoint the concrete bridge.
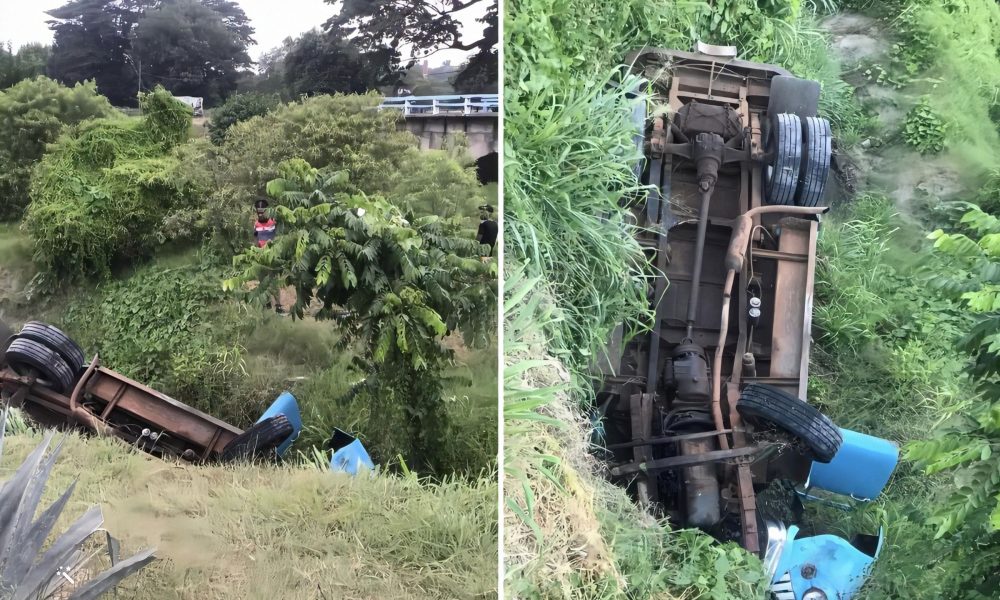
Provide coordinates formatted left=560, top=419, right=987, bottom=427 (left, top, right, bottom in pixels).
left=379, top=95, right=499, bottom=183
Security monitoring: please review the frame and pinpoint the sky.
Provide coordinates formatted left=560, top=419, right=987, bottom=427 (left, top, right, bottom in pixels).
left=0, top=0, right=485, bottom=67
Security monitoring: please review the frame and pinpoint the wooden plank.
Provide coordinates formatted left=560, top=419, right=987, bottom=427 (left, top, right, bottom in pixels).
left=769, top=219, right=811, bottom=381
left=799, top=221, right=819, bottom=400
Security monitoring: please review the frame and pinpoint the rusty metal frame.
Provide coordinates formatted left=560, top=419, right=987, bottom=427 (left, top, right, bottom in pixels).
left=0, top=355, right=243, bottom=462
left=600, top=47, right=828, bottom=557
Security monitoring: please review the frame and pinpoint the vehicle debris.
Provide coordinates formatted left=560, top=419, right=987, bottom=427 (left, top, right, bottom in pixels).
left=594, top=44, right=899, bottom=600
left=0, top=320, right=373, bottom=474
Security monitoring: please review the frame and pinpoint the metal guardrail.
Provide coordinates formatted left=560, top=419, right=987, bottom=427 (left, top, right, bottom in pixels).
left=379, top=94, right=499, bottom=116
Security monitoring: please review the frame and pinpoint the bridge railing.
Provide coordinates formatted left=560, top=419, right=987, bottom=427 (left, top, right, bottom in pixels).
left=379, top=94, right=500, bottom=116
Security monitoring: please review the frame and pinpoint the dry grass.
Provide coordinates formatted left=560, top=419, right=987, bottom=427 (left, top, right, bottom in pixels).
left=0, top=431, right=498, bottom=600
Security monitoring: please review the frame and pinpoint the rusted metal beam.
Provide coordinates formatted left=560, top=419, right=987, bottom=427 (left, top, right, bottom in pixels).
left=770, top=218, right=812, bottom=381
left=750, top=248, right=808, bottom=262
left=611, top=445, right=761, bottom=476
left=606, top=428, right=736, bottom=450
left=85, top=369, right=240, bottom=455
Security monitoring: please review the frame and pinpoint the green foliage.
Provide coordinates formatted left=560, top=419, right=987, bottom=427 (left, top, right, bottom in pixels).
left=23, top=86, right=193, bottom=284
left=207, top=92, right=280, bottom=145
left=0, top=77, right=114, bottom=220
left=390, top=148, right=486, bottom=222
left=283, top=29, right=402, bottom=97
left=47, top=0, right=254, bottom=106
left=225, top=159, right=496, bottom=473
left=0, top=42, right=49, bottom=89
left=904, top=96, right=947, bottom=154
left=192, top=93, right=418, bottom=251
left=60, top=261, right=249, bottom=415
left=330, top=0, right=497, bottom=88
left=877, top=204, right=1000, bottom=596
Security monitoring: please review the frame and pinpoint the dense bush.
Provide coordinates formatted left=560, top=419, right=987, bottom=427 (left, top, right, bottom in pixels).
left=61, top=261, right=248, bottom=415
left=179, top=94, right=487, bottom=253
left=207, top=92, right=280, bottom=145
left=23, top=86, right=194, bottom=284
left=390, top=148, right=486, bottom=221
left=0, top=77, right=114, bottom=220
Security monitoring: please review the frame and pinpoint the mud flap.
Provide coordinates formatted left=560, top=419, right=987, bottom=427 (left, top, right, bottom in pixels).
left=255, top=391, right=302, bottom=457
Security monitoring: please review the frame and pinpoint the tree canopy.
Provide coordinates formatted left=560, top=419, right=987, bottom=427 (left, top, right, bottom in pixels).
left=0, top=43, right=50, bottom=90
left=326, top=0, right=497, bottom=92
left=132, top=0, right=253, bottom=103
left=46, top=0, right=254, bottom=105
left=283, top=29, right=402, bottom=98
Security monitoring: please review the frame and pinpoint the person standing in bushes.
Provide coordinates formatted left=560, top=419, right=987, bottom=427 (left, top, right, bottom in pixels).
left=476, top=204, right=498, bottom=258
left=253, top=199, right=284, bottom=314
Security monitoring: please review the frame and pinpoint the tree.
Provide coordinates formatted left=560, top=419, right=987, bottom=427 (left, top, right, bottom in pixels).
left=46, top=0, right=153, bottom=105
left=224, top=159, right=496, bottom=472
left=131, top=0, right=253, bottom=104
left=283, top=29, right=402, bottom=97
left=326, top=0, right=497, bottom=89
left=46, top=0, right=255, bottom=106
left=0, top=43, right=51, bottom=89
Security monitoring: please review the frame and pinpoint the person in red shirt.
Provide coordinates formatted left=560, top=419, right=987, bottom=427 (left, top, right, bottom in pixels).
left=254, top=199, right=277, bottom=248
left=253, top=199, right=283, bottom=313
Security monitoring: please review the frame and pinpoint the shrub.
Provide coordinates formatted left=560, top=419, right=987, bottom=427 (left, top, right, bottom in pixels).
left=904, top=96, right=947, bottom=154
left=23, top=86, right=195, bottom=284
left=0, top=77, right=114, bottom=220
left=224, top=159, right=497, bottom=473
left=207, top=92, right=280, bottom=145
left=60, top=261, right=255, bottom=420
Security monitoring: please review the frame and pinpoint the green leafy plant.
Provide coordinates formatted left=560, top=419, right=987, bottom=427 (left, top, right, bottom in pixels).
left=23, top=86, right=195, bottom=285
left=0, top=77, right=114, bottom=220
left=207, top=92, right=280, bottom=145
left=904, top=96, right=947, bottom=154
left=224, top=159, right=496, bottom=473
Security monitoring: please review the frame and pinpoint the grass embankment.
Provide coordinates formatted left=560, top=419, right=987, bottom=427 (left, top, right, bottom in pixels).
left=0, top=431, right=497, bottom=600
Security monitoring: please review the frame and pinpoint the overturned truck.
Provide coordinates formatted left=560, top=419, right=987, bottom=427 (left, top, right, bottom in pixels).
left=0, top=320, right=373, bottom=474
left=595, top=44, right=899, bottom=600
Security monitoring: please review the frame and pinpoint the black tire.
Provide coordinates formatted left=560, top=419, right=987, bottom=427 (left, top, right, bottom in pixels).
left=764, top=113, right=802, bottom=206
left=0, top=320, right=12, bottom=357
left=736, top=383, right=842, bottom=463
left=15, top=321, right=86, bottom=374
left=795, top=117, right=832, bottom=207
left=4, top=337, right=76, bottom=394
left=220, top=415, right=294, bottom=462
left=767, top=75, right=821, bottom=119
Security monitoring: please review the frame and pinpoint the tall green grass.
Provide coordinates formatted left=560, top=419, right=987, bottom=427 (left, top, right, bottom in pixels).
left=0, top=430, right=498, bottom=599
left=809, top=194, right=981, bottom=599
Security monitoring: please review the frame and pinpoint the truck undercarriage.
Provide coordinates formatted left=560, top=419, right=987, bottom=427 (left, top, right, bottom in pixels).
left=594, top=45, right=899, bottom=600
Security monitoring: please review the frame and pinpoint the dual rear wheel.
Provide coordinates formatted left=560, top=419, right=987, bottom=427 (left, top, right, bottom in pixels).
left=763, top=76, right=833, bottom=208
